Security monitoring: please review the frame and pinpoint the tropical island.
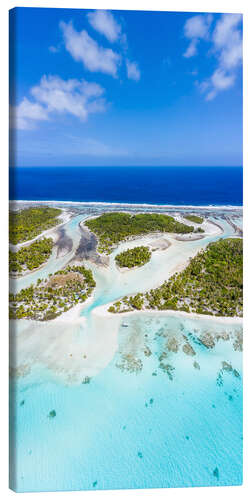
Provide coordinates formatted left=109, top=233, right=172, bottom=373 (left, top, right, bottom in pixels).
left=184, top=214, right=204, bottom=224
left=9, top=237, right=53, bottom=275
left=85, top=212, right=195, bottom=254
left=108, top=238, right=243, bottom=317
left=115, top=246, right=151, bottom=269
left=9, top=206, right=62, bottom=244
left=9, top=265, right=96, bottom=321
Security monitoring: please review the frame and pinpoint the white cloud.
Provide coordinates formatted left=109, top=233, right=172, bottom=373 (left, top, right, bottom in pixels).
left=12, top=75, right=107, bottom=130
left=59, top=15, right=140, bottom=83
left=184, top=14, right=212, bottom=40
left=183, top=13, right=242, bottom=101
left=183, top=39, right=198, bottom=58
left=87, top=10, right=121, bottom=42
left=183, top=14, right=212, bottom=58
left=60, top=21, right=121, bottom=77
left=213, top=14, right=242, bottom=49
left=203, top=69, right=235, bottom=101
left=211, top=68, right=235, bottom=90
left=213, top=14, right=242, bottom=70
left=126, top=59, right=141, bottom=81
left=11, top=97, right=49, bottom=130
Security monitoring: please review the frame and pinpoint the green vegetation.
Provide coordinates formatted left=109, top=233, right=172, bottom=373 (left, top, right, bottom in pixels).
left=9, top=206, right=62, bottom=244
left=184, top=214, right=204, bottom=224
left=115, top=246, right=151, bottom=268
left=9, top=238, right=53, bottom=274
left=85, top=212, right=194, bottom=254
left=109, top=238, right=243, bottom=317
left=9, top=265, right=96, bottom=321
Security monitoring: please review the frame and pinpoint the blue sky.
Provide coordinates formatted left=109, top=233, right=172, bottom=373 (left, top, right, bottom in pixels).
left=10, top=7, right=243, bottom=167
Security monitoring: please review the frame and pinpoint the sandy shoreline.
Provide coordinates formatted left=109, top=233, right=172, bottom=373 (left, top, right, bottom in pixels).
left=10, top=290, right=242, bottom=385
left=94, top=301, right=243, bottom=325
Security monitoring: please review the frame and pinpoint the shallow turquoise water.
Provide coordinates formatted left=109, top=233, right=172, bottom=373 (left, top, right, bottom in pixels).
left=9, top=207, right=243, bottom=492
left=10, top=315, right=242, bottom=492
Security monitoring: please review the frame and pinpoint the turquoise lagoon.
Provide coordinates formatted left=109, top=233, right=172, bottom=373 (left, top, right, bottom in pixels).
left=10, top=205, right=243, bottom=492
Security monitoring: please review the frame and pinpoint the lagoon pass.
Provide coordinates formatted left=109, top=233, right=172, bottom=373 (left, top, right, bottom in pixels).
left=9, top=201, right=243, bottom=492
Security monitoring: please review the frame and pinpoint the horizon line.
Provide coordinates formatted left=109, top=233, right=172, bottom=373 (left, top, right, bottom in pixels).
left=9, top=165, right=243, bottom=169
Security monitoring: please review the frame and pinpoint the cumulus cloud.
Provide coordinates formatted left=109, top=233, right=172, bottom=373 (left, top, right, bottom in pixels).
left=12, top=75, right=107, bottom=130
left=183, top=13, right=242, bottom=100
left=183, top=14, right=212, bottom=58
left=11, top=98, right=49, bottom=130
left=183, top=39, right=199, bottom=58
left=212, top=13, right=242, bottom=70
left=59, top=13, right=139, bottom=83
left=126, top=59, right=141, bottom=81
left=202, top=69, right=235, bottom=101
left=60, top=21, right=121, bottom=77
left=87, top=10, right=121, bottom=42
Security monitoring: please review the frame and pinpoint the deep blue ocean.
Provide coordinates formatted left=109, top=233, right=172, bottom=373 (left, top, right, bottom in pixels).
left=9, top=166, right=243, bottom=206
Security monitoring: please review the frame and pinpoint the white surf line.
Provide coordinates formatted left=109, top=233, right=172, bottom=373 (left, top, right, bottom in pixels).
left=10, top=199, right=243, bottom=211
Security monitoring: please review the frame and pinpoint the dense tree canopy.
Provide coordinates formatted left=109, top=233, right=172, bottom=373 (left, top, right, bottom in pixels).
left=85, top=212, right=194, bottom=254
left=115, top=246, right=151, bottom=268
left=184, top=214, right=204, bottom=224
left=9, top=206, right=62, bottom=244
left=109, top=238, right=243, bottom=317
left=9, top=265, right=96, bottom=321
left=9, top=238, right=53, bottom=274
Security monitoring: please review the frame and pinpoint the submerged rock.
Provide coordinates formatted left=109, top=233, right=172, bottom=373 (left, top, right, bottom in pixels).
left=20, top=400, right=25, bottom=406
left=159, top=362, right=175, bottom=381
left=216, top=372, right=223, bottom=387
left=182, top=342, right=196, bottom=356
left=48, top=410, right=56, bottom=419
left=198, top=332, right=215, bottom=349
left=222, top=361, right=232, bottom=372
left=152, top=371, right=157, bottom=376
left=92, top=481, right=98, bottom=487
left=233, top=330, right=243, bottom=352
left=82, top=376, right=91, bottom=384
left=116, top=354, right=143, bottom=374
left=213, top=467, right=219, bottom=479
left=166, top=337, right=179, bottom=353
left=216, top=331, right=230, bottom=342
left=159, top=351, right=168, bottom=362
left=222, top=362, right=240, bottom=379
left=138, top=451, right=143, bottom=459
left=144, top=346, right=152, bottom=357
left=193, top=361, right=200, bottom=370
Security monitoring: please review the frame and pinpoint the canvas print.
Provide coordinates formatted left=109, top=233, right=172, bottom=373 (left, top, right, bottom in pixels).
left=9, top=7, right=243, bottom=492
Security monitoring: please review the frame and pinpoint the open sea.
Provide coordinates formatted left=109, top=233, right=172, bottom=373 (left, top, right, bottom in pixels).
left=9, top=166, right=243, bottom=206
